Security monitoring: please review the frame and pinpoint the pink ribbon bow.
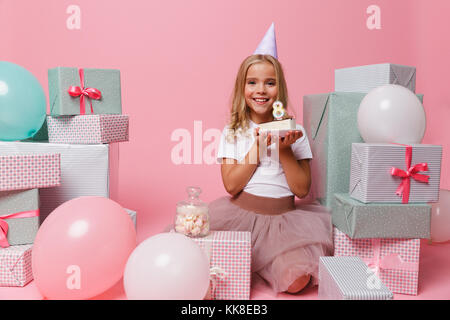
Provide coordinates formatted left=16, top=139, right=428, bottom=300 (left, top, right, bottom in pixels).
left=67, top=68, right=102, bottom=115
left=0, top=210, right=40, bottom=248
left=390, top=145, right=429, bottom=204
left=363, top=239, right=418, bottom=275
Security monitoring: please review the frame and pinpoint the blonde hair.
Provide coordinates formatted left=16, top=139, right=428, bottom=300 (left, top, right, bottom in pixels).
left=227, top=54, right=289, bottom=141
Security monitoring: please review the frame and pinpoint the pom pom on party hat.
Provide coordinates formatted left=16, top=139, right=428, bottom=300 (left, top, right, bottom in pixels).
left=253, top=22, right=278, bottom=59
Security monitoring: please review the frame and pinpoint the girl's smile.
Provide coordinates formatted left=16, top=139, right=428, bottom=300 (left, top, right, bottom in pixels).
left=245, top=61, right=278, bottom=123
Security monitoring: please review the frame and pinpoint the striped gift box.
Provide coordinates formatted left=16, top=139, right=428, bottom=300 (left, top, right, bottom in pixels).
left=47, top=114, right=129, bottom=144
left=318, top=256, right=393, bottom=300
left=192, top=231, right=251, bottom=300
left=0, top=154, right=61, bottom=192
left=333, top=227, right=420, bottom=295
left=0, top=244, right=33, bottom=287
left=349, top=143, right=442, bottom=203
left=335, top=63, right=416, bottom=93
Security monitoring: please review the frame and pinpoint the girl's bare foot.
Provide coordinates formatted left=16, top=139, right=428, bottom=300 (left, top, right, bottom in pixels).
left=286, top=274, right=311, bottom=294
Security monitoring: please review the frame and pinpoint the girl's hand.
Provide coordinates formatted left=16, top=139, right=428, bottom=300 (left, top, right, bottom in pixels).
left=279, top=130, right=303, bottom=151
left=254, top=128, right=273, bottom=148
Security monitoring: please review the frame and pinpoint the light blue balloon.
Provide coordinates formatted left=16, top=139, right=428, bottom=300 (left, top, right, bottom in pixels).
left=0, top=61, right=46, bottom=141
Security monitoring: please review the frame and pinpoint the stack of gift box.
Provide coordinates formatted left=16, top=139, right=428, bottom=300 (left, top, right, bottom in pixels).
left=0, top=154, right=61, bottom=286
left=0, top=67, right=136, bottom=288
left=304, top=63, right=442, bottom=299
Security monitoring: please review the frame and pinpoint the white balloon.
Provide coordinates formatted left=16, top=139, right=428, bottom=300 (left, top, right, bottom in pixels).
left=430, top=189, right=450, bottom=243
left=357, top=84, right=426, bottom=144
left=123, top=232, right=210, bottom=300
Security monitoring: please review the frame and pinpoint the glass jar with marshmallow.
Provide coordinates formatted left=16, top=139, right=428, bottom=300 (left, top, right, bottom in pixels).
left=175, top=186, right=210, bottom=237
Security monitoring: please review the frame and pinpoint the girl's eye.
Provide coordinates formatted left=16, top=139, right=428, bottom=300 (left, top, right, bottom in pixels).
left=267, top=82, right=276, bottom=86
left=248, top=81, right=256, bottom=85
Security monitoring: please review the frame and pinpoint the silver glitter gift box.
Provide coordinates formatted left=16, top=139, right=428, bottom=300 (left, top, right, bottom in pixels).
left=0, top=141, right=119, bottom=223
left=350, top=143, right=442, bottom=204
left=332, top=193, right=431, bottom=239
left=318, top=256, right=393, bottom=300
left=48, top=67, right=122, bottom=116
left=303, top=93, right=423, bottom=208
left=335, top=63, right=416, bottom=93
left=0, top=189, right=40, bottom=247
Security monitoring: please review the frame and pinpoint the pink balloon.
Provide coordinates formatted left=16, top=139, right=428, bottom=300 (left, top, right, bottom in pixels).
left=123, top=232, right=210, bottom=300
left=32, top=197, right=136, bottom=299
left=430, top=189, right=450, bottom=243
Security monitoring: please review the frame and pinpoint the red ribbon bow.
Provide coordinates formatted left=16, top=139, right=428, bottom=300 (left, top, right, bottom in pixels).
left=390, top=145, right=429, bottom=204
left=67, top=68, right=102, bottom=115
left=0, top=210, right=40, bottom=248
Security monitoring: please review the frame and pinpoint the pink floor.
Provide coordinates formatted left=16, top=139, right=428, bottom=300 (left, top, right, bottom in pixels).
left=1, top=220, right=450, bottom=300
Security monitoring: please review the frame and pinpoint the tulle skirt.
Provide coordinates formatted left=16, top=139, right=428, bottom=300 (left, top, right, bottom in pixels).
left=208, top=192, right=333, bottom=293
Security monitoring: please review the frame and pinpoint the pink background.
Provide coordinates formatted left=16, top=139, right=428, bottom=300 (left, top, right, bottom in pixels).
left=1, top=0, right=449, bottom=243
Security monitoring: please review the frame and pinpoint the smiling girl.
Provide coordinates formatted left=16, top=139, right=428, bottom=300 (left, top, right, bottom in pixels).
left=209, top=53, right=333, bottom=294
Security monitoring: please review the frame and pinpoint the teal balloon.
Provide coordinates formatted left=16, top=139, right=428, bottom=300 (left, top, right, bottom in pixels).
left=0, top=61, right=46, bottom=141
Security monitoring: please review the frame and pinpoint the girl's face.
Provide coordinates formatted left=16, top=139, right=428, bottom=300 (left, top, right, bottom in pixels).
left=244, top=61, right=278, bottom=123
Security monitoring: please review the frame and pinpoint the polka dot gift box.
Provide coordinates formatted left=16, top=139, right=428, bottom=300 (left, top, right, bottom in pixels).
left=47, top=114, right=129, bottom=144
left=0, top=244, right=33, bottom=287
left=0, top=153, right=61, bottom=192
left=192, top=231, right=251, bottom=300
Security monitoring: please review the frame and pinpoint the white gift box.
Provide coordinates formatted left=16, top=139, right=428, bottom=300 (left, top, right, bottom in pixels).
left=335, top=63, right=416, bottom=93
left=0, top=141, right=119, bottom=223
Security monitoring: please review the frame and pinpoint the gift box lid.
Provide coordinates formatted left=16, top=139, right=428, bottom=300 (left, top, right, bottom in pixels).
left=335, top=63, right=416, bottom=93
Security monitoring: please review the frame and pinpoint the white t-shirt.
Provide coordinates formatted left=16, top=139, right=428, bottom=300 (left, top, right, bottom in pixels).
left=217, top=120, right=313, bottom=198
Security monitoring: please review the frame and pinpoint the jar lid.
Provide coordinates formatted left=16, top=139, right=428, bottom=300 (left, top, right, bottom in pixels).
left=177, top=186, right=208, bottom=208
